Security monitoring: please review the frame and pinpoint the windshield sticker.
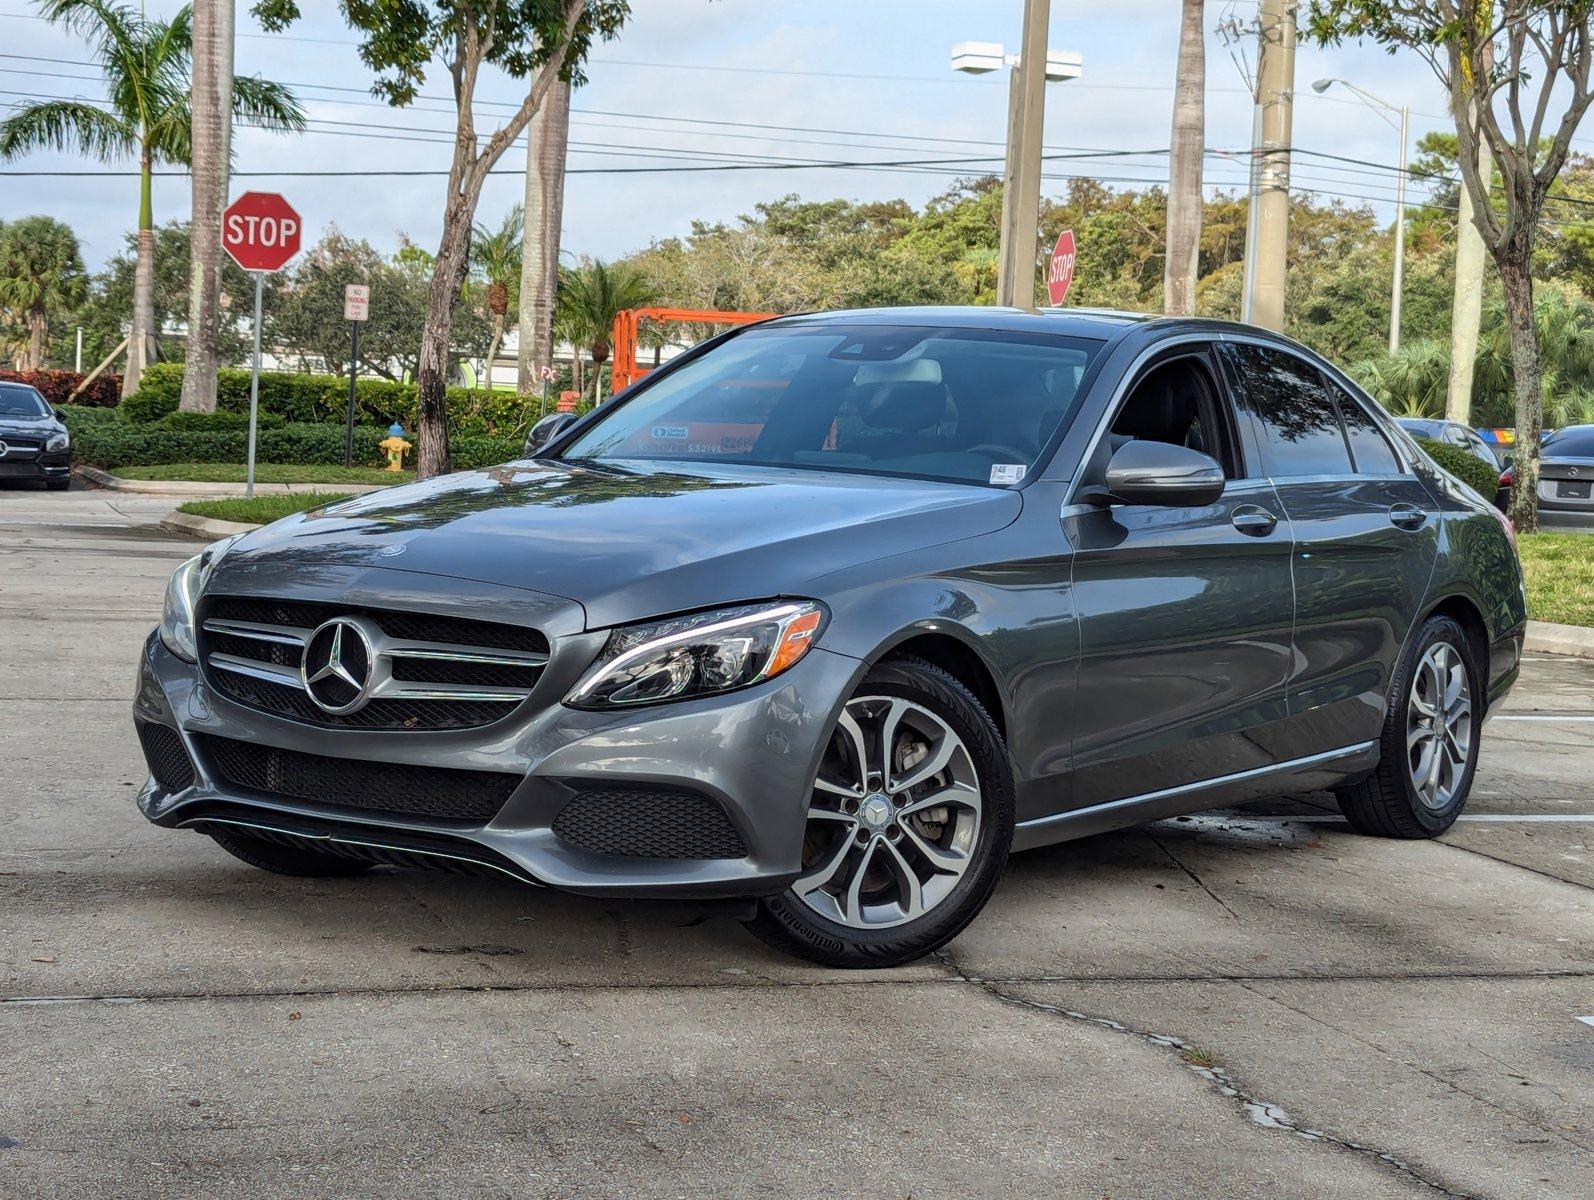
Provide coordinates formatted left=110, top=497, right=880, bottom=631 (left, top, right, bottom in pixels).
left=989, top=464, right=1027, bottom=486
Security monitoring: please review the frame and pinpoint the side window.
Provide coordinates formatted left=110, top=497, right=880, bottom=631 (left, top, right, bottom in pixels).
left=1222, top=344, right=1353, bottom=477
left=1330, top=382, right=1403, bottom=475
left=1108, top=352, right=1242, bottom=478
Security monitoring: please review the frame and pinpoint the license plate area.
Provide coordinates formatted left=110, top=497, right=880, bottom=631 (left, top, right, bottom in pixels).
left=1557, top=480, right=1591, bottom=499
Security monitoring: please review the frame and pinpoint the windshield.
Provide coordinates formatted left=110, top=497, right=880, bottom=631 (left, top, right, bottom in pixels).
left=560, top=324, right=1103, bottom=486
left=1545, top=426, right=1594, bottom=457
left=0, top=384, right=50, bottom=418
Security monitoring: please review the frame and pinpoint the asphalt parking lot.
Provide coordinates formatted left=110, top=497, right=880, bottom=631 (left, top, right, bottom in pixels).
left=3, top=486, right=1591, bottom=1199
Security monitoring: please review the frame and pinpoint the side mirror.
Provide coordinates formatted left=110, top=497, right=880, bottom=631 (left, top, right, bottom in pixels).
left=1097, top=440, right=1226, bottom=507
left=524, top=411, right=576, bottom=455
left=53, top=407, right=66, bottom=420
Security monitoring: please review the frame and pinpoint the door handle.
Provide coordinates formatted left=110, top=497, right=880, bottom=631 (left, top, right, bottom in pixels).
left=1230, top=505, right=1278, bottom=536
left=1389, top=503, right=1428, bottom=530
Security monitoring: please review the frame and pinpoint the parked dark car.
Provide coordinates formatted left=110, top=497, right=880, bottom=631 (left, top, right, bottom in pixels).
left=0, top=381, right=71, bottom=489
left=134, top=310, right=1527, bottom=966
left=1394, top=417, right=1502, bottom=469
left=1537, top=424, right=1594, bottom=515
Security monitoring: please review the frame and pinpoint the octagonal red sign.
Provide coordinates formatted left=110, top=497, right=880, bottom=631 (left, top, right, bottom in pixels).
left=222, top=192, right=302, bottom=272
left=1046, top=229, right=1077, bottom=306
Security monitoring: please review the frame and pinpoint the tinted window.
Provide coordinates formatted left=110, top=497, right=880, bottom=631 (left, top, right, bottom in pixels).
left=1544, top=427, right=1594, bottom=457
left=1223, top=344, right=1353, bottom=477
left=1110, top=355, right=1240, bottom=478
left=1330, top=383, right=1402, bottom=474
left=0, top=383, right=50, bottom=418
left=562, top=325, right=1102, bottom=486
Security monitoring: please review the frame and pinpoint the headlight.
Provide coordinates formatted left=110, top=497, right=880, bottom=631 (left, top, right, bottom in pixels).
left=46, top=433, right=69, bottom=452
left=158, top=535, right=242, bottom=662
left=567, top=600, right=827, bottom=709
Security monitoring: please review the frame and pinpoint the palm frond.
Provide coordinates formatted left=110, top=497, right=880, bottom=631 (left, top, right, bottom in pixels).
left=0, top=99, right=134, bottom=162
left=232, top=75, right=307, bottom=133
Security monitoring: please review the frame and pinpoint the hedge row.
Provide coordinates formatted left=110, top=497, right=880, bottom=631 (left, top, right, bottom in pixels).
left=71, top=420, right=521, bottom=471
left=0, top=368, right=122, bottom=407
left=128, top=362, right=549, bottom=436
left=1414, top=436, right=1503, bottom=500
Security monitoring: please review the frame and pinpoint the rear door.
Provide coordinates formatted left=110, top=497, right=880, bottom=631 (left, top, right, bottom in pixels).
left=1066, top=344, right=1296, bottom=808
left=1219, top=341, right=1438, bottom=753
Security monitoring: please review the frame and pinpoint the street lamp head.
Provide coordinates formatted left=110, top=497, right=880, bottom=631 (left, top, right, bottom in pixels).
left=1311, top=78, right=1335, bottom=93
left=1044, top=50, right=1084, bottom=83
left=951, top=41, right=1005, bottom=75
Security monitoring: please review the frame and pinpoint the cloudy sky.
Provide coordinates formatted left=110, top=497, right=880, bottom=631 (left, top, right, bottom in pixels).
left=2, top=0, right=1470, bottom=273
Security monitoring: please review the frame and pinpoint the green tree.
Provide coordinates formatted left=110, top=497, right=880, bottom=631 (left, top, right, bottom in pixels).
left=0, top=216, right=87, bottom=370
left=556, top=257, right=658, bottom=403
left=257, top=0, right=630, bottom=478
left=471, top=204, right=523, bottom=391
left=0, top=0, right=303, bottom=396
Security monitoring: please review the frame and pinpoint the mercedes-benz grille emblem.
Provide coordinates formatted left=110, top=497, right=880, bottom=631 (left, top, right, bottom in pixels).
left=301, top=618, right=376, bottom=713
left=1571, top=467, right=1582, bottom=478
left=0, top=440, right=9, bottom=458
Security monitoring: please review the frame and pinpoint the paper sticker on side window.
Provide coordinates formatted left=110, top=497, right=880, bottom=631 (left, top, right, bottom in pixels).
left=989, top=464, right=1027, bottom=485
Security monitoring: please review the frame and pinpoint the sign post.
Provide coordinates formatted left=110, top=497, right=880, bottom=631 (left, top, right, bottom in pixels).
left=342, top=284, right=370, bottom=468
left=1046, top=229, right=1077, bottom=306
left=221, top=192, right=302, bottom=497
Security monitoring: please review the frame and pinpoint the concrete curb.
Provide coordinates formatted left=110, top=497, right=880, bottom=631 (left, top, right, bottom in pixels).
left=160, top=511, right=262, bottom=540
left=77, top=465, right=389, bottom=497
left=1525, top=620, right=1594, bottom=659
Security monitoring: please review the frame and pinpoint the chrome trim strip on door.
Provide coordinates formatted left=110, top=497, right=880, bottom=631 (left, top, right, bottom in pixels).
left=1015, top=740, right=1378, bottom=835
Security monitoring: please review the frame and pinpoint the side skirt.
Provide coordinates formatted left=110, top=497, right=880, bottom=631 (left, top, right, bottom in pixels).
left=1011, top=740, right=1379, bottom=852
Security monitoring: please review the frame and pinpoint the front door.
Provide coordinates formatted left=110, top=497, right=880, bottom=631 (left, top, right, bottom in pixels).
left=1065, top=347, right=1296, bottom=808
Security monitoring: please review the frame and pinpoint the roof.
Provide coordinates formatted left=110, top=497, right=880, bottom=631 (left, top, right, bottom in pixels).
left=761, top=305, right=1291, bottom=345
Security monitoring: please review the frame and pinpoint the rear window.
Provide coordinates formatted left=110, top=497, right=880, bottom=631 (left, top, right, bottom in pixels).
left=1545, top=427, right=1594, bottom=457
left=1222, top=344, right=1354, bottom=477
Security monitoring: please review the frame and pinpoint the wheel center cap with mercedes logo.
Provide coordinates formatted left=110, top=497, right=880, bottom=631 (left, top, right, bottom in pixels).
left=301, top=617, right=376, bottom=713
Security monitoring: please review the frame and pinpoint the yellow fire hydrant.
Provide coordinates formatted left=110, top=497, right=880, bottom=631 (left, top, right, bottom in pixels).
left=380, top=425, right=412, bottom=472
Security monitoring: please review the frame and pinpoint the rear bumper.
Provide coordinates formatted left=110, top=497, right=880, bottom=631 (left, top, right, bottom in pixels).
left=134, top=630, right=862, bottom=899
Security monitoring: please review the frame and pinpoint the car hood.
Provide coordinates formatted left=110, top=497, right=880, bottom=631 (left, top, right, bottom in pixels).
left=0, top=415, right=61, bottom=435
left=215, top=459, right=1022, bottom=628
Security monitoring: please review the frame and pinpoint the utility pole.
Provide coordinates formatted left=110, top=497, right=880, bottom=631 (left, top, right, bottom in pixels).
left=1242, top=0, right=1297, bottom=331
left=997, top=0, right=1051, bottom=308
left=1447, top=113, right=1492, bottom=423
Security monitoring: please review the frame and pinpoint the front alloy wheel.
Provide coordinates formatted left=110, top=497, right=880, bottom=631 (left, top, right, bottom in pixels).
left=746, top=656, right=1014, bottom=967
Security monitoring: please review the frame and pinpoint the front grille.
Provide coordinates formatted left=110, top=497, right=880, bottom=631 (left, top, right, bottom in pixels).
left=137, top=721, right=195, bottom=791
left=197, top=595, right=548, bottom=732
left=553, top=785, right=748, bottom=860
left=197, top=734, right=519, bottom=822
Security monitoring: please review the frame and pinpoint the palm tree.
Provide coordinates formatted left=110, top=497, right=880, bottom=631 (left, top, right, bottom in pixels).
left=1164, top=0, right=1205, bottom=316
left=0, top=216, right=87, bottom=370
left=470, top=204, right=523, bottom=392
left=179, top=0, right=235, bottom=413
left=556, top=258, right=658, bottom=403
left=0, top=0, right=303, bottom=396
left=518, top=77, right=570, bottom=393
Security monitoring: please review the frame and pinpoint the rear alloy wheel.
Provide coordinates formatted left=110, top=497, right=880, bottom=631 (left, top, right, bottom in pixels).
left=747, top=656, right=1014, bottom=967
left=1335, top=615, right=1481, bottom=838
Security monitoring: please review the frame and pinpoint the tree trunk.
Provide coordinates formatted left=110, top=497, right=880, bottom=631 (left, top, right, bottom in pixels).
left=124, top=146, right=159, bottom=397
left=25, top=305, right=46, bottom=370
left=416, top=190, right=476, bottom=478
left=1164, top=0, right=1205, bottom=316
left=518, top=78, right=570, bottom=392
left=179, top=0, right=235, bottom=413
left=1498, top=234, right=1542, bottom=533
left=484, top=312, right=505, bottom=390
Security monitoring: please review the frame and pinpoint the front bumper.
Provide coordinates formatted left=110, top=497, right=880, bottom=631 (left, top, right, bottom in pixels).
left=135, top=629, right=863, bottom=899
left=0, top=448, right=69, bottom=482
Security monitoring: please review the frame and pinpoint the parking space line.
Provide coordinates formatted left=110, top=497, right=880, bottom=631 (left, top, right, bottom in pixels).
left=1492, top=714, right=1594, bottom=722
left=1290, top=814, right=1594, bottom=823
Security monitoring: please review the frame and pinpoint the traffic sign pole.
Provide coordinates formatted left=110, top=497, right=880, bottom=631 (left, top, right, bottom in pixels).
left=344, top=319, right=360, bottom=469
left=246, top=272, right=264, bottom=499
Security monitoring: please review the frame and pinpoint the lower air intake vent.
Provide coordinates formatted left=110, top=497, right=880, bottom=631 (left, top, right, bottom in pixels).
left=197, top=734, right=519, bottom=822
left=552, top=785, right=748, bottom=859
left=137, top=721, right=195, bottom=792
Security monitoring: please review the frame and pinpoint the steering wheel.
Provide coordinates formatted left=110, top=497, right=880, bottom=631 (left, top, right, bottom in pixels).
left=966, top=443, right=1032, bottom=464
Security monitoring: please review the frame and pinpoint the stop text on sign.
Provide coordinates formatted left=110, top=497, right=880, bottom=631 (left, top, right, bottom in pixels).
left=226, top=212, right=298, bottom=248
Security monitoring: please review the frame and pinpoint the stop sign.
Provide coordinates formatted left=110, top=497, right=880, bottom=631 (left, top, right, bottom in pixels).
left=222, top=192, right=301, bottom=272
left=1046, top=229, right=1077, bottom=306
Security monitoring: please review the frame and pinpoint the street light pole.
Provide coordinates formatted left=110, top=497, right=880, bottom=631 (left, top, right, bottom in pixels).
left=952, top=12, right=1081, bottom=310
left=1312, top=78, right=1409, bottom=353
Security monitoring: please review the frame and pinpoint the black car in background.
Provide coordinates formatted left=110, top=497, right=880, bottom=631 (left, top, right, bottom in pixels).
left=0, top=381, right=71, bottom=489
left=1394, top=417, right=1503, bottom=470
left=1539, top=424, right=1594, bottom=516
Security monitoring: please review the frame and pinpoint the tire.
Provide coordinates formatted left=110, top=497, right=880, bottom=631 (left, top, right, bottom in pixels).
left=746, top=655, right=1015, bottom=968
left=207, top=826, right=375, bottom=878
left=1335, top=615, right=1481, bottom=838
